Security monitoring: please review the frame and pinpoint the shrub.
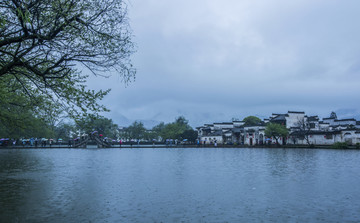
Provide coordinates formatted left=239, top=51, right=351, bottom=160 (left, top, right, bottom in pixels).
left=332, top=142, right=348, bottom=149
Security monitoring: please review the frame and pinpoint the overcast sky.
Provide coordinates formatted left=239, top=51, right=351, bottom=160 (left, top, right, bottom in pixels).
left=87, top=0, right=360, bottom=128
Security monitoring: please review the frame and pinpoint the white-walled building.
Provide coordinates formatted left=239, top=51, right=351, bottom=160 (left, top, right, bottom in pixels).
left=197, top=111, right=360, bottom=146
left=243, top=126, right=266, bottom=145
left=286, top=111, right=306, bottom=129
left=290, top=129, right=360, bottom=145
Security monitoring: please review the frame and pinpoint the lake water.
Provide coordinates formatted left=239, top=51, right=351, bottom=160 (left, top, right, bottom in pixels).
left=1, top=147, right=360, bottom=222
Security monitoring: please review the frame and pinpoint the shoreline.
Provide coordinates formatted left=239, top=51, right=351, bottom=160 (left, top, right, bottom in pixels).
left=1, top=144, right=359, bottom=150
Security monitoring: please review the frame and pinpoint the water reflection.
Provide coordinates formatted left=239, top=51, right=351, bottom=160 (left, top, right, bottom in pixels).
left=0, top=148, right=360, bottom=222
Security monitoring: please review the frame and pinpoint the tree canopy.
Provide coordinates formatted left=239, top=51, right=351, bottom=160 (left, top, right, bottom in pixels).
left=76, top=115, right=119, bottom=138
left=156, top=116, right=193, bottom=140
left=243, top=116, right=262, bottom=126
left=0, top=0, right=135, bottom=138
left=125, top=121, right=146, bottom=140
left=180, top=129, right=198, bottom=143
left=0, top=0, right=135, bottom=80
left=265, top=123, right=288, bottom=145
left=0, top=74, right=55, bottom=138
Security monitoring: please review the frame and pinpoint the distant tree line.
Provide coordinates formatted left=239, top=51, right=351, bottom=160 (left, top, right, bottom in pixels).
left=119, top=116, right=198, bottom=144
left=0, top=114, right=198, bottom=145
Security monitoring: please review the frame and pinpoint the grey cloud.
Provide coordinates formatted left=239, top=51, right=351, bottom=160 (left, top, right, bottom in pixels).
left=85, top=0, right=360, bottom=127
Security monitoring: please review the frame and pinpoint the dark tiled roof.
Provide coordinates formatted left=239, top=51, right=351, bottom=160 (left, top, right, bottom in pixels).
left=334, top=119, right=356, bottom=122
left=271, top=114, right=287, bottom=121
left=208, top=130, right=223, bottom=136
left=246, top=122, right=266, bottom=127
left=330, top=125, right=351, bottom=127
left=272, top=113, right=285, bottom=116
left=288, top=111, right=305, bottom=114
left=307, top=116, right=319, bottom=121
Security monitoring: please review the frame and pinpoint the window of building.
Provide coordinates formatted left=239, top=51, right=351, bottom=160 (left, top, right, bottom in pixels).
left=325, top=134, right=333, bottom=139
